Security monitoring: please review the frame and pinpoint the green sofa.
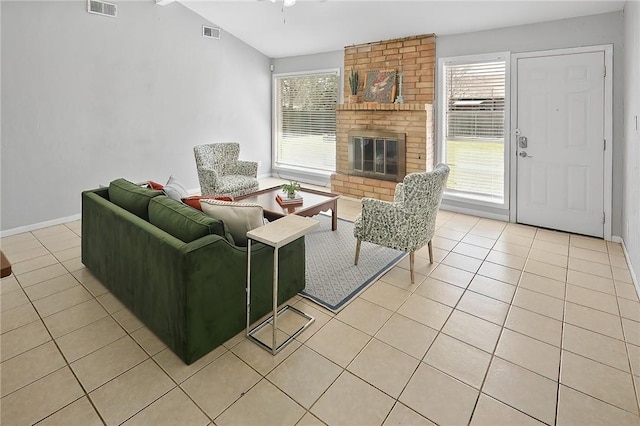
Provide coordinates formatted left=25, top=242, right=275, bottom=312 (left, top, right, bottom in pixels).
left=81, top=179, right=305, bottom=364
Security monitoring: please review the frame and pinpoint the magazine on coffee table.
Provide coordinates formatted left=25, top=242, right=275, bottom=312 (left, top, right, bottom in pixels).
left=276, top=193, right=303, bottom=206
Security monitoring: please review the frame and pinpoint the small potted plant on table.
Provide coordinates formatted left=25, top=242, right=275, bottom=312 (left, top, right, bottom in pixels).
left=281, top=181, right=301, bottom=199
left=348, top=68, right=360, bottom=104
left=277, top=181, right=303, bottom=206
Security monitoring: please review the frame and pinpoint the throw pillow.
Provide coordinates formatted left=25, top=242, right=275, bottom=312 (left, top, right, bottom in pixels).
left=163, top=175, right=188, bottom=201
left=200, top=199, right=264, bottom=246
left=182, top=195, right=233, bottom=211
left=148, top=180, right=164, bottom=190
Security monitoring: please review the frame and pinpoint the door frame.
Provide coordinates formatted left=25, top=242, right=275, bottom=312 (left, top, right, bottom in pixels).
left=509, top=45, right=613, bottom=240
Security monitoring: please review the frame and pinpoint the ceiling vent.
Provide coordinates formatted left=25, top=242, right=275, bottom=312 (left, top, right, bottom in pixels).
left=87, top=0, right=117, bottom=17
left=202, top=26, right=221, bottom=40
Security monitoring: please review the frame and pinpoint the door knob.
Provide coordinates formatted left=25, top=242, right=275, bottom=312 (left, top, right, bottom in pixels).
left=519, top=151, right=533, bottom=158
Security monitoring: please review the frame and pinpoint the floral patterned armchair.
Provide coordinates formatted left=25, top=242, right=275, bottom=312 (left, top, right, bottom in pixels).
left=354, top=164, right=450, bottom=283
left=193, top=143, right=259, bottom=198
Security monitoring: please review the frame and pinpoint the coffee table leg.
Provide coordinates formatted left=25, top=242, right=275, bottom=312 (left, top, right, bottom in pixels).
left=332, top=201, right=338, bottom=231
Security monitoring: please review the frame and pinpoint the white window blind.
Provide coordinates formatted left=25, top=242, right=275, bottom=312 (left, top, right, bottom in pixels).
left=274, top=71, right=338, bottom=172
left=443, top=60, right=506, bottom=202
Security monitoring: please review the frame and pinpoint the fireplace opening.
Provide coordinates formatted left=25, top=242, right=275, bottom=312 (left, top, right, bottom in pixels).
left=348, top=130, right=406, bottom=182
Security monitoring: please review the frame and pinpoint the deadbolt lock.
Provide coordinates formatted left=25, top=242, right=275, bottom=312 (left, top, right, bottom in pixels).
left=518, top=136, right=528, bottom=148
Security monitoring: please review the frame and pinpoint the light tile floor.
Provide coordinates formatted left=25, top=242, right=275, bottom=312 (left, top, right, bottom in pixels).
left=2, top=195, right=640, bottom=425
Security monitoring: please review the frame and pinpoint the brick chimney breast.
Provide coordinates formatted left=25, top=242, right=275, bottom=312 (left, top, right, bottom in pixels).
left=333, top=34, right=436, bottom=201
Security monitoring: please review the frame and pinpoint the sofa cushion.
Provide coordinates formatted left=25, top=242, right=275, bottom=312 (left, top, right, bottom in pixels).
left=217, top=175, right=259, bottom=197
left=200, top=199, right=263, bottom=246
left=182, top=195, right=233, bottom=211
left=108, top=178, right=163, bottom=221
left=148, top=196, right=233, bottom=244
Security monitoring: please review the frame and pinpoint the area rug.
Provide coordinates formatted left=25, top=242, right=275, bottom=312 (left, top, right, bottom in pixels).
left=301, top=214, right=406, bottom=312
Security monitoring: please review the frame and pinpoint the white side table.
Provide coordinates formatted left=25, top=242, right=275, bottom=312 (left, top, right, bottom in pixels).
left=246, top=214, right=319, bottom=355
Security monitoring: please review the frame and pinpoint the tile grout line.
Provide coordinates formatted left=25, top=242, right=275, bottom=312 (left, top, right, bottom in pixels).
left=431, top=218, right=545, bottom=424
left=467, top=224, right=539, bottom=426
left=436, top=218, right=500, bottom=424
left=555, top=236, right=570, bottom=426
left=609, top=246, right=640, bottom=418
left=358, top=213, right=469, bottom=426
left=301, top=213, right=476, bottom=425
left=557, top=238, right=640, bottom=417
left=3, top=223, right=180, bottom=425
left=11, top=230, right=109, bottom=426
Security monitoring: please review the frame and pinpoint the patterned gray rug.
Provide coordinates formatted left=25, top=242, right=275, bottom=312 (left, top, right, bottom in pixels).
left=301, top=214, right=406, bottom=312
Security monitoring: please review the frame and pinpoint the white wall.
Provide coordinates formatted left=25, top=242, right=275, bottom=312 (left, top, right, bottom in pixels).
left=0, top=0, right=272, bottom=233
left=436, top=12, right=625, bottom=236
left=623, top=1, right=640, bottom=282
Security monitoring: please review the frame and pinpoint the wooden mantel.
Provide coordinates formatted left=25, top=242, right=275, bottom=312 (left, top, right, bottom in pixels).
left=336, top=103, right=430, bottom=111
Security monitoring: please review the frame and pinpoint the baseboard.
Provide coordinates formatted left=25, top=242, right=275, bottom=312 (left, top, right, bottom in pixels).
left=338, top=194, right=362, bottom=203
left=1, top=214, right=82, bottom=238
left=617, top=237, right=639, bottom=296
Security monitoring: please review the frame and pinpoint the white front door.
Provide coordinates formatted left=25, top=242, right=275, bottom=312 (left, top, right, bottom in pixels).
left=515, top=51, right=605, bottom=237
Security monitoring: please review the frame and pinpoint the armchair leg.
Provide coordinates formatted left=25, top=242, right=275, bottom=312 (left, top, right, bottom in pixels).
left=410, top=251, right=415, bottom=284
left=428, top=240, right=434, bottom=264
left=355, top=239, right=361, bottom=265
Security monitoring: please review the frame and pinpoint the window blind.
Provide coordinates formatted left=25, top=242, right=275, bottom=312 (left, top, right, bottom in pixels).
left=274, top=72, right=338, bottom=172
left=443, top=60, right=506, bottom=201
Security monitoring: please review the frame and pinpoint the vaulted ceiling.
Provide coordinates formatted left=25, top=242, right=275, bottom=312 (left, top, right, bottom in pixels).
left=179, top=0, right=625, bottom=58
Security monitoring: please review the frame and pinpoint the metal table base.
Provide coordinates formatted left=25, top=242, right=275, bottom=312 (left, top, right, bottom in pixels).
left=247, top=304, right=314, bottom=355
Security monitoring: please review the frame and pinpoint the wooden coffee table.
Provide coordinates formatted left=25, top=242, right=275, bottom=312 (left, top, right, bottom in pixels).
left=236, top=186, right=340, bottom=231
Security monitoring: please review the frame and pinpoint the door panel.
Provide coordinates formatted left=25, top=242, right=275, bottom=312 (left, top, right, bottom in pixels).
left=516, top=52, right=605, bottom=237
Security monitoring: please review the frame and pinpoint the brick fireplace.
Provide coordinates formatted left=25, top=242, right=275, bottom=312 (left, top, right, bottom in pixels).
left=331, top=34, right=436, bottom=201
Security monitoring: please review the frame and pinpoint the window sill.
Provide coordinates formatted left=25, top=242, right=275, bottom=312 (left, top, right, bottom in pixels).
left=443, top=191, right=507, bottom=210
left=272, top=164, right=333, bottom=186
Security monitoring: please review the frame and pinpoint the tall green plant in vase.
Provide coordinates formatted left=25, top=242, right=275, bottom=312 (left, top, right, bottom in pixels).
left=348, top=68, right=360, bottom=104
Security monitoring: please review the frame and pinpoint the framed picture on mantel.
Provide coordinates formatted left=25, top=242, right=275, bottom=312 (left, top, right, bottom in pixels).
left=363, top=69, right=397, bottom=103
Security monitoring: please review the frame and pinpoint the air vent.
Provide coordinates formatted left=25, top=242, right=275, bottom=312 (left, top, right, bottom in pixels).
left=88, top=0, right=117, bottom=17
left=202, top=26, right=221, bottom=39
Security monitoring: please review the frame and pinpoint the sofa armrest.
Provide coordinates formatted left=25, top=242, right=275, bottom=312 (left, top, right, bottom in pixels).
left=236, top=160, right=258, bottom=178
left=181, top=234, right=305, bottom=362
left=355, top=197, right=409, bottom=249
left=197, top=168, right=219, bottom=195
left=184, top=234, right=305, bottom=318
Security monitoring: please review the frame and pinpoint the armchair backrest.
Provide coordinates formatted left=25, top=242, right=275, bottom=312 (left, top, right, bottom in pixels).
left=193, top=143, right=240, bottom=176
left=401, top=163, right=450, bottom=214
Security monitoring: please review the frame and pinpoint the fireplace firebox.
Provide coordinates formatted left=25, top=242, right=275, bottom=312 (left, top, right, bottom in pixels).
left=348, top=130, right=406, bottom=182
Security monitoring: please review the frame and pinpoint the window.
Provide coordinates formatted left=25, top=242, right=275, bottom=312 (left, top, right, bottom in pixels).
left=273, top=70, right=338, bottom=173
left=439, top=55, right=508, bottom=205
